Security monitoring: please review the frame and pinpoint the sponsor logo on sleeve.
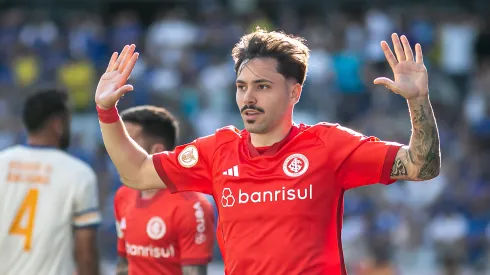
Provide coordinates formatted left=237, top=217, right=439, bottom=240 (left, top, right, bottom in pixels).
left=178, top=145, right=199, bottom=168
left=193, top=202, right=207, bottom=244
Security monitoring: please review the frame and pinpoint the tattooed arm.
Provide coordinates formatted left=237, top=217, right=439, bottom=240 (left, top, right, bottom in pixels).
left=115, top=257, right=128, bottom=275
left=390, top=96, right=441, bottom=181
left=182, top=265, right=208, bottom=275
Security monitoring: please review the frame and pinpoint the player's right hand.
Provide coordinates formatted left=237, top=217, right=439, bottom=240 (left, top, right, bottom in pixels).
left=95, top=44, right=139, bottom=109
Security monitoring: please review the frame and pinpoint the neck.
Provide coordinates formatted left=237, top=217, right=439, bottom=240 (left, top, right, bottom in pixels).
left=250, top=120, right=293, bottom=147
left=27, top=133, right=59, bottom=148
left=141, top=189, right=159, bottom=199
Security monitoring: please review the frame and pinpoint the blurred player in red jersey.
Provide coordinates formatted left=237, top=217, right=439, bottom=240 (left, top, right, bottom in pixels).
left=113, top=106, right=215, bottom=275
left=95, top=29, right=441, bottom=275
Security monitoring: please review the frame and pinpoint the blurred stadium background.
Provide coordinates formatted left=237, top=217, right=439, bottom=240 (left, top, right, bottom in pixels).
left=1, top=0, right=490, bottom=274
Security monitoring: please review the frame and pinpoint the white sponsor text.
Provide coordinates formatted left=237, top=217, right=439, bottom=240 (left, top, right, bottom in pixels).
left=221, top=185, right=313, bottom=207
left=125, top=243, right=175, bottom=259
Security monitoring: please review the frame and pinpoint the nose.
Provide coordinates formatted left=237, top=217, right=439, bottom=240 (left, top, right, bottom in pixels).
left=242, top=88, right=257, bottom=105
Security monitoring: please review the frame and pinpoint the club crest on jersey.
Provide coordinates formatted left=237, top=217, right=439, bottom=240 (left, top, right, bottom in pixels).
left=178, top=145, right=199, bottom=168
left=146, top=217, right=166, bottom=240
left=283, top=153, right=309, bottom=177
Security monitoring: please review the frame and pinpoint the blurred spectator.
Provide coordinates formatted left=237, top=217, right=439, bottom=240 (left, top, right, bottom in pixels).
left=19, top=11, right=58, bottom=49
left=58, top=54, right=96, bottom=112
left=110, top=11, right=142, bottom=53
left=427, top=209, right=468, bottom=275
left=11, top=45, right=40, bottom=87
left=365, top=9, right=396, bottom=64
left=438, top=11, right=479, bottom=98
left=68, top=13, right=108, bottom=68
left=146, top=9, right=198, bottom=66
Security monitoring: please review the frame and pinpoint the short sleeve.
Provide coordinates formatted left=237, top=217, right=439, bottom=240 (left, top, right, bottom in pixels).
left=152, top=135, right=215, bottom=194
left=72, top=169, right=102, bottom=228
left=175, top=196, right=215, bottom=265
left=113, top=190, right=126, bottom=257
left=320, top=124, right=402, bottom=190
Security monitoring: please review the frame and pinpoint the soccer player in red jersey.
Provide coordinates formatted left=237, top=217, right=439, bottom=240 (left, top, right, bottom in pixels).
left=113, top=106, right=215, bottom=275
left=95, top=29, right=441, bottom=275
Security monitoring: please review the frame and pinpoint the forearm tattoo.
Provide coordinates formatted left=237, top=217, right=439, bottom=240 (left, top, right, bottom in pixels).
left=390, top=156, right=408, bottom=177
left=391, top=100, right=441, bottom=180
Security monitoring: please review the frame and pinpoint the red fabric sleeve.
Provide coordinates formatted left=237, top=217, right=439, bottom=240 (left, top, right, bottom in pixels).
left=152, top=135, right=216, bottom=194
left=319, top=124, right=403, bottom=190
left=113, top=189, right=126, bottom=257
left=175, top=195, right=215, bottom=265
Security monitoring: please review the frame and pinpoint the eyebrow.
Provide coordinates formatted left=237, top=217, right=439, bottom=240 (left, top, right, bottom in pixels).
left=236, top=79, right=275, bottom=84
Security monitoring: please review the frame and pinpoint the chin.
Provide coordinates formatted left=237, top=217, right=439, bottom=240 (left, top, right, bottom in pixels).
left=244, top=122, right=267, bottom=134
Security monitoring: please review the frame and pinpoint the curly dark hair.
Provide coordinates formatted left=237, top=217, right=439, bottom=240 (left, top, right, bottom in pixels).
left=22, top=88, right=69, bottom=133
left=231, top=27, right=310, bottom=85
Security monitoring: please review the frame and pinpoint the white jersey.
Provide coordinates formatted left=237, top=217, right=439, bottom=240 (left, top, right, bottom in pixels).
left=0, top=145, right=101, bottom=275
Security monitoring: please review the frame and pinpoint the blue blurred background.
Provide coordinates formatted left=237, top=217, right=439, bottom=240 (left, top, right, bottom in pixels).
left=1, top=0, right=490, bottom=274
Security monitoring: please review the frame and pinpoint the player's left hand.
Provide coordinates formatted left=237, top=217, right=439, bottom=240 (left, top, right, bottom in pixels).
left=374, top=33, right=428, bottom=100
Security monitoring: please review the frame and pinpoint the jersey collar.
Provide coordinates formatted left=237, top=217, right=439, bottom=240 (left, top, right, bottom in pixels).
left=23, top=144, right=58, bottom=149
left=135, top=189, right=167, bottom=208
left=245, top=124, right=300, bottom=158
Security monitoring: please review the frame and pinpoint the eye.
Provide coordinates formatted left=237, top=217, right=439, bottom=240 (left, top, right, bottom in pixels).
left=236, top=85, right=246, bottom=91
left=258, top=84, right=270, bottom=90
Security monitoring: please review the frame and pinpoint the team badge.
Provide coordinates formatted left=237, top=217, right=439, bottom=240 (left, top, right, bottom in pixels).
left=283, top=153, right=309, bottom=177
left=146, top=217, right=166, bottom=240
left=178, top=145, right=199, bottom=168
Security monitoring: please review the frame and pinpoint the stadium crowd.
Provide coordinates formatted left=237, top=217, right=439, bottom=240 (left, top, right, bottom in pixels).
left=0, top=2, right=490, bottom=274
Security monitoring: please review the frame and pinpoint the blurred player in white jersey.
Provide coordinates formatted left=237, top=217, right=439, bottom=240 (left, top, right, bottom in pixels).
left=0, top=89, right=101, bottom=275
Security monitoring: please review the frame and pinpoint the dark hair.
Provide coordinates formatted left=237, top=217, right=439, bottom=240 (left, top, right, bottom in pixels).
left=22, top=88, right=69, bottom=133
left=120, top=106, right=179, bottom=150
left=232, top=27, right=310, bottom=85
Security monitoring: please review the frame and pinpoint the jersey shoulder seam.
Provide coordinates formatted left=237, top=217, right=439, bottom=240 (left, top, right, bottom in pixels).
left=211, top=126, right=242, bottom=170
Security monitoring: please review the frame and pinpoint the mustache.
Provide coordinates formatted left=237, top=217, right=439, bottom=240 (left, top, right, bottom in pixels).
left=241, top=105, right=265, bottom=113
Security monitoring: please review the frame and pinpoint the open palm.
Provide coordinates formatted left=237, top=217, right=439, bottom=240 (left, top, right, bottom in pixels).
left=95, top=44, right=139, bottom=109
left=374, top=34, right=428, bottom=100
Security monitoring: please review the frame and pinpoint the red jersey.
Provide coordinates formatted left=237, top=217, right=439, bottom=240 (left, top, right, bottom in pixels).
left=152, top=123, right=402, bottom=275
left=114, top=187, right=215, bottom=275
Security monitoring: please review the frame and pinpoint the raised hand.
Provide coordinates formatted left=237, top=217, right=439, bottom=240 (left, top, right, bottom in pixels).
left=374, top=34, right=428, bottom=100
left=95, top=45, right=139, bottom=109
